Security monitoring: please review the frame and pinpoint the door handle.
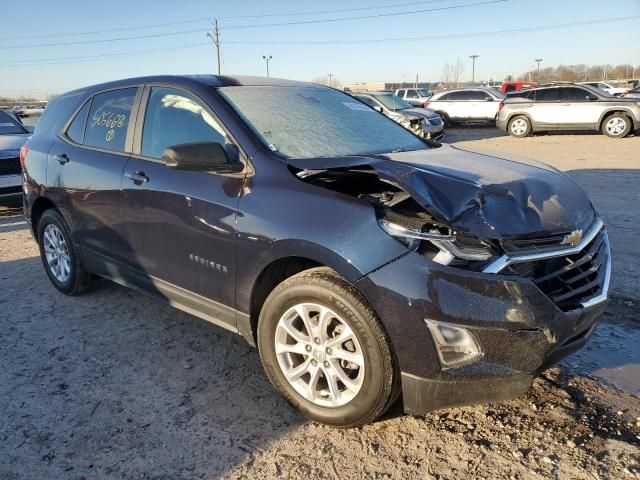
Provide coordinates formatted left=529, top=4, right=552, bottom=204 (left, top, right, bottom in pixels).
left=125, top=171, right=149, bottom=184
left=54, top=154, right=69, bottom=165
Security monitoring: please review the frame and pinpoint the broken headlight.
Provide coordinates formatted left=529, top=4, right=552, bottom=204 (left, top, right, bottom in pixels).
left=377, top=217, right=495, bottom=266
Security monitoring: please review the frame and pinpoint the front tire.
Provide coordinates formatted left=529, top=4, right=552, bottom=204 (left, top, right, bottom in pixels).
left=37, top=209, right=97, bottom=295
left=602, top=113, right=631, bottom=138
left=257, top=267, right=399, bottom=428
left=508, top=115, right=532, bottom=137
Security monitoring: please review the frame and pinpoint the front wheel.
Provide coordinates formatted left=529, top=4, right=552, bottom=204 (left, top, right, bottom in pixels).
left=257, top=267, right=399, bottom=428
left=508, top=115, right=532, bottom=137
left=602, top=113, right=631, bottom=138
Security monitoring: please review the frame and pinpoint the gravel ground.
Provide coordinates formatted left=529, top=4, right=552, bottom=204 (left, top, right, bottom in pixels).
left=1, top=130, right=639, bottom=479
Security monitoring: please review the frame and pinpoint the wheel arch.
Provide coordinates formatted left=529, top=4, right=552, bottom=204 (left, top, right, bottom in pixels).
left=506, top=111, right=535, bottom=131
left=29, top=196, right=58, bottom=236
left=245, top=241, right=377, bottom=346
left=597, top=108, right=634, bottom=130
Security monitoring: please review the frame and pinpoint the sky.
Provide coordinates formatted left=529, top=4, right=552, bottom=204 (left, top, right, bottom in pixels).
left=2, top=0, right=640, bottom=97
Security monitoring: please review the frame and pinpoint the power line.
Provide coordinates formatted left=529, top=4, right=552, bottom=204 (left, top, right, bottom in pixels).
left=222, top=0, right=507, bottom=29
left=1, top=0, right=504, bottom=50
left=219, top=0, right=452, bottom=19
left=0, top=18, right=210, bottom=42
left=2, top=15, right=637, bottom=67
left=1, top=42, right=210, bottom=67
left=222, top=15, right=640, bottom=44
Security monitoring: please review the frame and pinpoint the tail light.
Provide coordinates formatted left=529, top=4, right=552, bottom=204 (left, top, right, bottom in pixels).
left=19, top=144, right=29, bottom=168
left=423, top=101, right=430, bottom=107
left=498, top=101, right=505, bottom=110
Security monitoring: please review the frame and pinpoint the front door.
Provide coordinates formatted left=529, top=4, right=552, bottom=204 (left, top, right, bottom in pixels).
left=555, top=87, right=602, bottom=129
left=121, top=86, right=245, bottom=311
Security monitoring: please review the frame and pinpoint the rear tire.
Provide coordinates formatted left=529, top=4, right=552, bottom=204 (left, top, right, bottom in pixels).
left=257, top=267, right=399, bottom=428
left=508, top=115, right=532, bottom=138
left=37, top=209, right=98, bottom=295
left=602, top=113, right=631, bottom=138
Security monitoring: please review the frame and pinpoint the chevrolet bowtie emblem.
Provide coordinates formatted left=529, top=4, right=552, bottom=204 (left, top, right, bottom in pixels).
left=562, top=229, right=583, bottom=247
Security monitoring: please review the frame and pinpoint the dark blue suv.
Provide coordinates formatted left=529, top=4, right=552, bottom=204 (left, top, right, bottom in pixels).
left=22, top=75, right=610, bottom=427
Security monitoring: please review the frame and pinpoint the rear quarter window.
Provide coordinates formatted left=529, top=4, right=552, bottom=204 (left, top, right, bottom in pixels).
left=65, top=101, right=91, bottom=144
left=84, top=88, right=137, bottom=152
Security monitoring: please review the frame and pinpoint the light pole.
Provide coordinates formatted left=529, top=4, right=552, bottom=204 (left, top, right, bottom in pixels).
left=469, top=55, right=479, bottom=84
left=262, top=55, right=272, bottom=78
left=205, top=19, right=221, bottom=75
left=534, top=58, right=543, bottom=80
left=328, top=73, right=333, bottom=87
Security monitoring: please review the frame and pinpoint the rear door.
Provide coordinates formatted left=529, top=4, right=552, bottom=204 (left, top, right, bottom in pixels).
left=121, top=85, right=245, bottom=310
left=528, top=88, right=561, bottom=128
left=48, top=86, right=140, bottom=264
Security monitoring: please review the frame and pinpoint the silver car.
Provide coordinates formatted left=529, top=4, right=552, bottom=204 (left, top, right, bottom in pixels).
left=0, top=110, right=30, bottom=199
left=354, top=92, right=444, bottom=140
left=497, top=84, right=640, bottom=138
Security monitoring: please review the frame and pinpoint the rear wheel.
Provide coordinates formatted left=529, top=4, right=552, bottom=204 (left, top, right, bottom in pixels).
left=257, top=267, right=399, bottom=427
left=37, top=209, right=97, bottom=295
left=508, top=115, right=531, bottom=138
left=602, top=113, right=631, bottom=138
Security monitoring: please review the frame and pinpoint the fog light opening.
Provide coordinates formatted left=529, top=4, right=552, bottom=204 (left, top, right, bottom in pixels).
left=425, top=319, right=483, bottom=368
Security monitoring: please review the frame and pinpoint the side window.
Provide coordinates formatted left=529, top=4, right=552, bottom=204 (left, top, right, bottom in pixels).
left=560, top=88, right=590, bottom=102
left=406, top=90, right=418, bottom=98
left=533, top=89, right=559, bottom=102
left=356, top=96, right=378, bottom=108
left=85, top=88, right=137, bottom=152
left=448, top=91, right=470, bottom=101
left=467, top=91, right=487, bottom=101
left=66, top=100, right=91, bottom=144
left=438, top=93, right=451, bottom=101
left=141, top=87, right=228, bottom=160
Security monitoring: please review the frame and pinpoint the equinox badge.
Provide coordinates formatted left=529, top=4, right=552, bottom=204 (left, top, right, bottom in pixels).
left=562, top=229, right=583, bottom=247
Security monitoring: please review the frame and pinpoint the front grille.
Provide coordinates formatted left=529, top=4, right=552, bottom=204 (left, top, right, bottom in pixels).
left=428, top=117, right=442, bottom=126
left=505, top=228, right=609, bottom=311
left=0, top=157, right=21, bottom=176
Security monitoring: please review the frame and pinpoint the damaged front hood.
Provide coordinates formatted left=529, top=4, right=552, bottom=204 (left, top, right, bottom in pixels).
left=289, top=144, right=595, bottom=239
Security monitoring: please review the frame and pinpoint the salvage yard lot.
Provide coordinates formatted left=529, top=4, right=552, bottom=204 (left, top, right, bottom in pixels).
left=1, top=129, right=639, bottom=479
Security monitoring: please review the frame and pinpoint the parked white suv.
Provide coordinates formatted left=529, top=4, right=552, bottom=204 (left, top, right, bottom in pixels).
left=425, top=88, right=505, bottom=125
left=497, top=84, right=640, bottom=138
left=394, top=88, right=433, bottom=107
left=578, top=82, right=628, bottom=97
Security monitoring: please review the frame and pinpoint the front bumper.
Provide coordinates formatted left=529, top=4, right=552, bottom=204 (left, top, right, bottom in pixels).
left=355, top=247, right=608, bottom=414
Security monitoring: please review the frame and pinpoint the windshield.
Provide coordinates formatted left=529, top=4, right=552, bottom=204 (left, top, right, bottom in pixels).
left=417, top=89, right=433, bottom=97
left=0, top=110, right=27, bottom=135
left=219, top=86, right=426, bottom=159
left=372, top=93, right=413, bottom=110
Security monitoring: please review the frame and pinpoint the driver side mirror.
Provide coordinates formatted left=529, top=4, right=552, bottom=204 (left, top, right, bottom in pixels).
left=373, top=106, right=384, bottom=113
left=163, top=142, right=243, bottom=173
left=485, top=97, right=494, bottom=102
left=587, top=95, right=598, bottom=101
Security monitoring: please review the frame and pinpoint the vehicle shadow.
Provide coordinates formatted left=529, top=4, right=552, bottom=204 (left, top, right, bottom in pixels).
left=443, top=125, right=507, bottom=143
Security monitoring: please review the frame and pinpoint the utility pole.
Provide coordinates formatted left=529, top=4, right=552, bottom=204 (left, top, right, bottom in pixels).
left=205, top=18, right=221, bottom=75
left=262, top=55, right=272, bottom=77
left=469, top=55, right=479, bottom=84
left=415, top=73, right=418, bottom=88
left=603, top=64, right=607, bottom=81
left=328, top=73, right=333, bottom=87
left=534, top=58, right=543, bottom=80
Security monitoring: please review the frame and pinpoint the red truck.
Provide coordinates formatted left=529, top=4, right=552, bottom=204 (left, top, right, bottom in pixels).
left=500, top=81, right=537, bottom=93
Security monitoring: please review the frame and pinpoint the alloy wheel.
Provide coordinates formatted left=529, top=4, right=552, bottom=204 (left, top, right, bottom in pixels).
left=43, top=224, right=71, bottom=282
left=605, top=117, right=626, bottom=136
left=511, top=118, right=528, bottom=136
left=274, top=303, right=365, bottom=407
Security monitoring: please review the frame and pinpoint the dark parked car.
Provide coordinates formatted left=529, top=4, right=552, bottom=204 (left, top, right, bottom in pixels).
left=0, top=110, right=31, bottom=200
left=23, top=75, right=610, bottom=427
